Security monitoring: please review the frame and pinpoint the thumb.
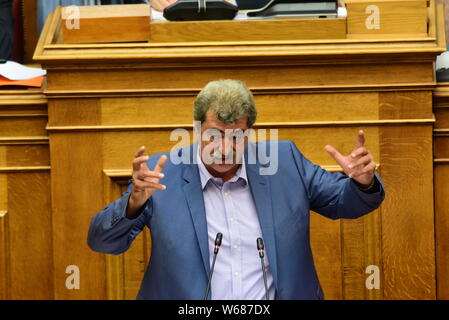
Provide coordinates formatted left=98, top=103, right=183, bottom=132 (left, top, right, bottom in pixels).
left=325, top=145, right=345, bottom=166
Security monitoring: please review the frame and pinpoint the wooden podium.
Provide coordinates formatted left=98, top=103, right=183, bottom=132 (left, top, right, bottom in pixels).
left=2, top=0, right=443, bottom=299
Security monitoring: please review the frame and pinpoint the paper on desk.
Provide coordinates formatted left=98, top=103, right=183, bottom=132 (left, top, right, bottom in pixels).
left=0, top=75, right=44, bottom=87
left=0, top=61, right=47, bottom=81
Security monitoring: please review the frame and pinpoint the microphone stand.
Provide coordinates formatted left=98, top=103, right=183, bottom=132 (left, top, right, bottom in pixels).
left=257, top=237, right=269, bottom=300
left=204, top=232, right=222, bottom=300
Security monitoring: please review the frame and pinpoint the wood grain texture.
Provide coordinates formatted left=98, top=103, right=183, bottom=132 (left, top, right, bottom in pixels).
left=7, top=173, right=53, bottom=299
left=0, top=87, right=52, bottom=300
left=33, top=2, right=446, bottom=65
left=434, top=164, right=449, bottom=299
left=379, top=126, right=435, bottom=299
left=151, top=18, right=346, bottom=42
left=51, top=133, right=106, bottom=299
left=0, top=175, right=8, bottom=300
left=61, top=5, right=150, bottom=44
left=433, top=82, right=449, bottom=300
left=346, top=0, right=428, bottom=36
left=44, top=63, right=434, bottom=93
left=310, top=213, right=343, bottom=300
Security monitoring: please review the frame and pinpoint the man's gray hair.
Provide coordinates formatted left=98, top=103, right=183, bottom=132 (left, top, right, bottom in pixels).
left=193, top=79, right=257, bottom=127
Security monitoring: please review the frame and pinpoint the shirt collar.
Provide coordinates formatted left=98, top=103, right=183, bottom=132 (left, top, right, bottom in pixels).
left=197, top=146, right=248, bottom=190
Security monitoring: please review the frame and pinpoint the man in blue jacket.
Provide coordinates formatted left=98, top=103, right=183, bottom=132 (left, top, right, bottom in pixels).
left=88, top=79, right=385, bottom=300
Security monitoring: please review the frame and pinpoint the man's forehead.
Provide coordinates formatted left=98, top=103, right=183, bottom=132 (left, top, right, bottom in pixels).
left=204, top=111, right=248, bottom=130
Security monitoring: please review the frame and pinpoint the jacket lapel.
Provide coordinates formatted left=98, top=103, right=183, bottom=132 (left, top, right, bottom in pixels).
left=181, top=145, right=211, bottom=278
left=245, top=144, right=279, bottom=287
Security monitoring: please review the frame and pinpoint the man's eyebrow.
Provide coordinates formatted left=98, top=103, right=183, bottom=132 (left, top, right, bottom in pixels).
left=212, top=128, right=245, bottom=135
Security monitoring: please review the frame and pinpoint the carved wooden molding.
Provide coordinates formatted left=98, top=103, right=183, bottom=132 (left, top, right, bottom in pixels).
left=46, top=118, right=436, bottom=133
left=0, top=166, right=51, bottom=173
left=103, top=169, right=132, bottom=300
left=0, top=137, right=49, bottom=146
left=434, top=158, right=449, bottom=163
left=42, top=83, right=437, bottom=99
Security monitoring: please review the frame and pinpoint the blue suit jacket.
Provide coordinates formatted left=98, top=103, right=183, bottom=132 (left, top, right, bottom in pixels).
left=88, top=141, right=385, bottom=299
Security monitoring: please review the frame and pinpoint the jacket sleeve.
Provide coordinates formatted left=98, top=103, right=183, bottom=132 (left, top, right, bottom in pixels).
left=289, top=141, right=385, bottom=220
left=87, top=182, right=151, bottom=255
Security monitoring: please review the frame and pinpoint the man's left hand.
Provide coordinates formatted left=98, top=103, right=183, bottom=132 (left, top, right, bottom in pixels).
left=324, top=130, right=376, bottom=187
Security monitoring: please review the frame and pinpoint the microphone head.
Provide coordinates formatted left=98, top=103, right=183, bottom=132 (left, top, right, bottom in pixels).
left=215, top=233, right=223, bottom=246
left=214, top=233, right=223, bottom=254
left=257, top=237, right=264, bottom=250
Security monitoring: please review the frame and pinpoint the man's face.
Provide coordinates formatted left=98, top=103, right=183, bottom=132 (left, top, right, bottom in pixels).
left=200, top=110, right=249, bottom=176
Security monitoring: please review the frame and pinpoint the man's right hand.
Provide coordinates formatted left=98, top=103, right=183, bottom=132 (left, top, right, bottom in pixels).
left=126, top=146, right=168, bottom=219
left=150, top=0, right=178, bottom=12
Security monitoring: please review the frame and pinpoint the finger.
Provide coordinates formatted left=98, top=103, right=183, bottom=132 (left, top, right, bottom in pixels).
left=134, top=180, right=166, bottom=191
left=348, top=155, right=372, bottom=169
left=354, top=130, right=365, bottom=149
left=134, top=146, right=146, bottom=158
left=325, top=145, right=345, bottom=166
left=350, top=147, right=368, bottom=159
left=161, top=0, right=172, bottom=7
left=133, top=155, right=149, bottom=171
left=349, top=162, right=376, bottom=178
left=151, top=0, right=171, bottom=11
left=154, top=155, right=168, bottom=173
left=136, top=170, right=165, bottom=181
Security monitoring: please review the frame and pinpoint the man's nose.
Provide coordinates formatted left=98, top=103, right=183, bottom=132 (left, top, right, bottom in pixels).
left=219, top=137, right=233, bottom=155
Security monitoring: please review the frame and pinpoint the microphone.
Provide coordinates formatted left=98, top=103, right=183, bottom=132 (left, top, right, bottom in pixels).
left=204, top=232, right=223, bottom=300
left=257, top=237, right=269, bottom=300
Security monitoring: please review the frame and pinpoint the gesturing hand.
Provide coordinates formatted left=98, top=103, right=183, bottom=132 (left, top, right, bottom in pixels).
left=150, top=0, right=178, bottom=12
left=127, top=146, right=167, bottom=218
left=324, top=130, right=376, bottom=187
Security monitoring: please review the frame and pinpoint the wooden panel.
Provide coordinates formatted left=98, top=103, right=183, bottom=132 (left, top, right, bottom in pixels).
left=0, top=118, right=48, bottom=137
left=434, top=108, right=449, bottom=128
left=45, top=63, right=434, bottom=93
left=380, top=89, right=435, bottom=299
left=346, top=0, right=428, bottom=37
left=434, top=135, right=449, bottom=158
left=379, top=91, right=433, bottom=119
left=310, top=213, right=343, bottom=300
left=342, top=217, right=366, bottom=299
left=151, top=18, right=346, bottom=43
left=61, top=4, right=150, bottom=44
left=0, top=174, right=8, bottom=300
left=5, top=145, right=50, bottom=167
left=0, top=86, right=52, bottom=300
left=48, top=98, right=102, bottom=127
left=434, top=164, right=449, bottom=299
left=7, top=172, right=53, bottom=299
left=98, top=93, right=380, bottom=126
left=51, top=133, right=106, bottom=299
left=379, top=126, right=435, bottom=299
left=434, top=82, right=449, bottom=300
left=341, top=206, right=383, bottom=300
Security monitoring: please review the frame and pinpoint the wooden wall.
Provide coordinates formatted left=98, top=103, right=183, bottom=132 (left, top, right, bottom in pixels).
left=0, top=71, right=442, bottom=301
left=433, top=84, right=449, bottom=300
left=0, top=88, right=53, bottom=299
left=45, top=71, right=436, bottom=300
